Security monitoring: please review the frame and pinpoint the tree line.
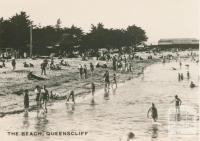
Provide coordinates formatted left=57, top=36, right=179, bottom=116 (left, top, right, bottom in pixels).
left=0, top=11, right=148, bottom=57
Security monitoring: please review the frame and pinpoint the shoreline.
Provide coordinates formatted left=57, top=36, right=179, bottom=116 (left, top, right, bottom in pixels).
left=0, top=58, right=160, bottom=117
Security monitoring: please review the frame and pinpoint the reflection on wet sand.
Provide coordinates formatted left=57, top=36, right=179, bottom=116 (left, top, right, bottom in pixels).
left=34, top=113, right=48, bottom=132
left=22, top=112, right=30, bottom=128
left=104, top=91, right=110, bottom=100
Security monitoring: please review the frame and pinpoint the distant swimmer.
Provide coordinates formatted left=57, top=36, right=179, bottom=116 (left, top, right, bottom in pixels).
left=185, top=64, right=189, bottom=67
left=127, top=132, right=135, bottom=141
left=147, top=103, right=158, bottom=122
left=171, top=95, right=182, bottom=114
left=172, top=67, right=176, bottom=70
left=119, top=132, right=135, bottom=141
left=67, top=90, right=75, bottom=104
left=190, top=81, right=196, bottom=88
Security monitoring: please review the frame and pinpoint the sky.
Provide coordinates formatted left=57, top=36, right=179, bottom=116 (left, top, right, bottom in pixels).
left=0, top=0, right=199, bottom=43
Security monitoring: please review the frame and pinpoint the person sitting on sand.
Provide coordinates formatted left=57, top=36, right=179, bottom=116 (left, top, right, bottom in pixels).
left=23, top=62, right=29, bottom=67
left=27, top=72, right=46, bottom=80
left=171, top=95, right=182, bottom=114
left=147, top=103, right=158, bottom=122
left=41, top=85, right=49, bottom=113
left=190, top=81, right=196, bottom=88
left=67, top=90, right=75, bottom=103
left=24, top=89, right=29, bottom=113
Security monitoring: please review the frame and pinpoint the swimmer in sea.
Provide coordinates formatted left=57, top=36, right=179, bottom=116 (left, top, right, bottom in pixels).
left=119, top=132, right=135, bottom=141
left=147, top=103, right=158, bottom=122
left=171, top=95, right=182, bottom=114
left=190, top=81, right=196, bottom=88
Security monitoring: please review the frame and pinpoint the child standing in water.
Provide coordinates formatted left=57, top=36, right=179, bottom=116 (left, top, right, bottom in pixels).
left=24, top=89, right=29, bottom=113
left=147, top=103, right=158, bottom=122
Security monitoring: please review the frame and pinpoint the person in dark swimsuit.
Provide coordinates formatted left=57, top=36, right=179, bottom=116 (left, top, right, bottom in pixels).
left=147, top=103, right=158, bottom=122
left=67, top=90, right=75, bottom=103
left=91, top=82, right=95, bottom=96
left=90, top=63, right=94, bottom=76
left=11, top=58, right=16, bottom=70
left=171, top=95, right=182, bottom=114
left=78, top=64, right=83, bottom=79
left=24, top=89, right=29, bottom=113
left=190, top=81, right=196, bottom=88
left=103, top=70, right=110, bottom=92
left=41, top=85, right=49, bottom=113
left=35, top=85, right=41, bottom=113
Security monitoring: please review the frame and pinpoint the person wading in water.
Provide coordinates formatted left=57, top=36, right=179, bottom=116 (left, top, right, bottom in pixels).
left=147, top=103, right=158, bottom=122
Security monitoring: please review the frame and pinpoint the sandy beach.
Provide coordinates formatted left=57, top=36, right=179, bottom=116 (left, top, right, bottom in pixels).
left=0, top=56, right=159, bottom=116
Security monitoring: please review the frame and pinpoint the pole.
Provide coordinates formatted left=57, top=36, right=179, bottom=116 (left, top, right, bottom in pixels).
left=30, top=24, right=32, bottom=58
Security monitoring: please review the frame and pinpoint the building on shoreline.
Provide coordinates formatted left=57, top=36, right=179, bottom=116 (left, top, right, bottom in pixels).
left=158, top=38, right=199, bottom=49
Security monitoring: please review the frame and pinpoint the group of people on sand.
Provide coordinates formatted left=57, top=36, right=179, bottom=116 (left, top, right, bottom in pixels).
left=78, top=62, right=95, bottom=79
left=112, top=54, right=135, bottom=73
left=103, top=70, right=117, bottom=92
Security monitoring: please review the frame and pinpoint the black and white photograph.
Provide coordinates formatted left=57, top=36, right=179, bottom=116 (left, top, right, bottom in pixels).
left=0, top=0, right=199, bottom=141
